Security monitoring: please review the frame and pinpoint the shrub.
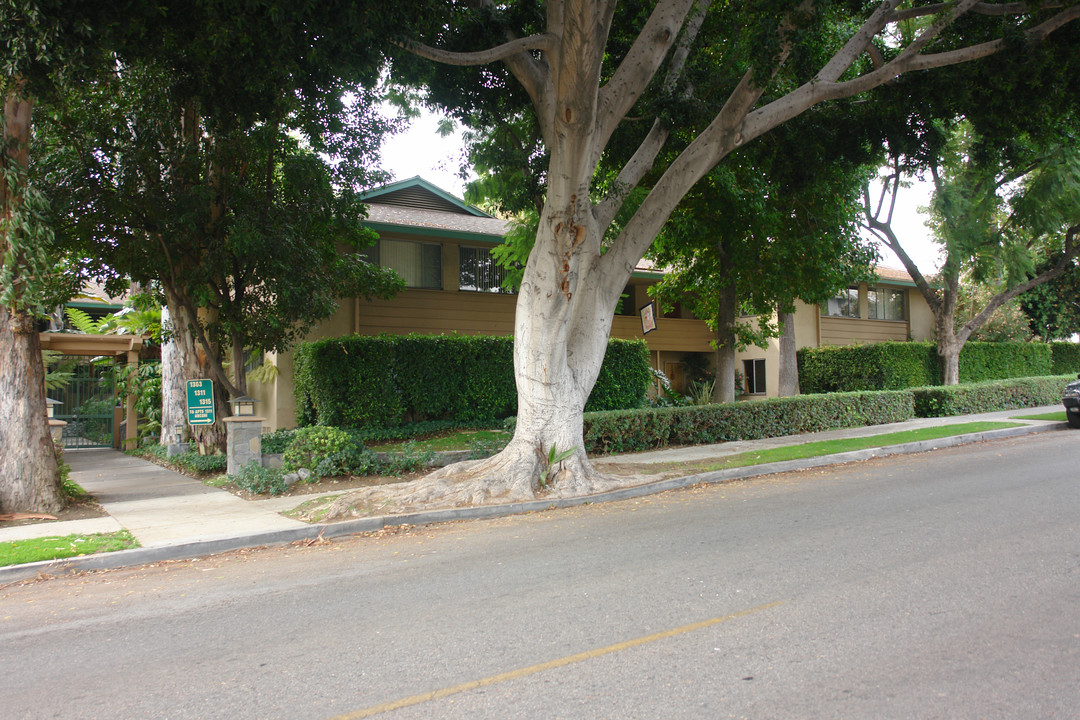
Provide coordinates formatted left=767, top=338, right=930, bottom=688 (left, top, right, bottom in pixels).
left=261, top=428, right=296, bottom=454
left=283, top=425, right=361, bottom=478
left=798, top=341, right=1056, bottom=392
left=797, top=342, right=938, bottom=393
left=379, top=440, right=435, bottom=476
left=577, top=390, right=915, bottom=455
left=232, top=462, right=287, bottom=496
left=958, top=342, right=1051, bottom=382
left=1050, top=342, right=1080, bottom=376
left=293, top=334, right=651, bottom=429
left=586, top=340, right=652, bottom=411
left=912, top=375, right=1072, bottom=417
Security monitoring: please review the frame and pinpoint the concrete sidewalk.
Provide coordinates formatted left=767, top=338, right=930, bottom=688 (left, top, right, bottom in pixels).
left=0, top=406, right=1069, bottom=581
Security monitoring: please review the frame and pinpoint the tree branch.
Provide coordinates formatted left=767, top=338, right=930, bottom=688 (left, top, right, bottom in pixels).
left=593, top=0, right=699, bottom=154
left=860, top=177, right=944, bottom=315
left=395, top=33, right=556, bottom=67
left=957, top=223, right=1079, bottom=343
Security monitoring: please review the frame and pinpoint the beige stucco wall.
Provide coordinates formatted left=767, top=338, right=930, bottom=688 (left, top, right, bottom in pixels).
left=908, top=290, right=935, bottom=341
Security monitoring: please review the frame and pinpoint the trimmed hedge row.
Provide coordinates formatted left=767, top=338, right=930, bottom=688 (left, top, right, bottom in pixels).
left=294, top=334, right=651, bottom=429
left=796, top=342, right=938, bottom=392
left=798, top=341, right=1061, bottom=393
left=580, top=390, right=916, bottom=455
left=911, top=375, right=1073, bottom=417
left=1051, top=342, right=1080, bottom=376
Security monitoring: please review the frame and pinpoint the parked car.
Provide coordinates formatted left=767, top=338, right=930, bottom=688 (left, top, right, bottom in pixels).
left=1064, top=375, right=1080, bottom=428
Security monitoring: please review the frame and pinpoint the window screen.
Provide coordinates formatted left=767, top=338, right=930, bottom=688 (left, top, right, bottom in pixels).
left=459, top=246, right=511, bottom=293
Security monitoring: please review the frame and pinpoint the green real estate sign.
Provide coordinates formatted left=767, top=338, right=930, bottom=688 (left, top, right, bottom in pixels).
left=186, top=379, right=215, bottom=425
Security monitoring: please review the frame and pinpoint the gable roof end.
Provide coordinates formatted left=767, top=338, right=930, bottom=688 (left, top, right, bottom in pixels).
left=360, top=176, right=490, bottom=217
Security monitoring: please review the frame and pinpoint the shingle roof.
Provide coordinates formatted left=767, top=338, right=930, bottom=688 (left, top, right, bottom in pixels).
left=874, top=266, right=917, bottom=284
left=364, top=204, right=511, bottom=238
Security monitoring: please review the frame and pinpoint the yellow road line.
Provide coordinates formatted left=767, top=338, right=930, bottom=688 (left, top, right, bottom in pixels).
left=327, top=600, right=784, bottom=720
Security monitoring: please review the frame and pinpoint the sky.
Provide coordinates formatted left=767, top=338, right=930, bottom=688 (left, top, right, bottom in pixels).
left=378, top=109, right=945, bottom=274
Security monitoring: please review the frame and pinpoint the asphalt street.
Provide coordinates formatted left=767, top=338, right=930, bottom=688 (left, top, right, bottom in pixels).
left=2, top=431, right=1078, bottom=719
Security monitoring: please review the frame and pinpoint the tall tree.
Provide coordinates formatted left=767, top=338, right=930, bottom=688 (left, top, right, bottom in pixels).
left=39, top=1, right=418, bottom=451
left=0, top=0, right=127, bottom=512
left=864, top=128, right=1080, bottom=384
left=648, top=118, right=878, bottom=403
left=321, top=0, right=1080, bottom=511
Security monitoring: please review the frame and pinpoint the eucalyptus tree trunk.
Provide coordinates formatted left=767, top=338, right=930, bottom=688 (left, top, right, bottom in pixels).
left=777, top=310, right=800, bottom=397
left=158, top=304, right=187, bottom=445
left=0, top=92, right=63, bottom=513
left=162, top=286, right=228, bottom=454
left=0, top=305, right=63, bottom=513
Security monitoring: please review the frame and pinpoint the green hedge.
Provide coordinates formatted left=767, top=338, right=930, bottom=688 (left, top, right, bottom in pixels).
left=1050, top=342, right=1080, bottom=376
left=798, top=341, right=1057, bottom=393
left=959, top=342, right=1051, bottom=382
left=912, top=375, right=1073, bottom=417
left=294, top=335, right=650, bottom=429
left=797, top=342, right=938, bottom=392
left=579, top=390, right=915, bottom=455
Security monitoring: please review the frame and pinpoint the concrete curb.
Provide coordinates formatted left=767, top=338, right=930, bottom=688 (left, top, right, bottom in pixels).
left=0, top=422, right=1063, bottom=584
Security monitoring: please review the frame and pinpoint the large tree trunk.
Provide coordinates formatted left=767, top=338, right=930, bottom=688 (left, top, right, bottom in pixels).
left=0, top=304, right=63, bottom=513
left=0, top=90, right=63, bottom=513
left=158, top=304, right=187, bottom=445
left=162, top=285, right=228, bottom=453
left=777, top=310, right=800, bottom=397
left=712, top=282, right=738, bottom=403
left=938, top=321, right=963, bottom=386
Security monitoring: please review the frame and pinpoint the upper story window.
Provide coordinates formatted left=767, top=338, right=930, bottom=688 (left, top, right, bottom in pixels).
left=868, top=287, right=905, bottom=321
left=459, top=246, right=512, bottom=293
left=366, top=239, right=442, bottom=289
left=821, top=287, right=860, bottom=318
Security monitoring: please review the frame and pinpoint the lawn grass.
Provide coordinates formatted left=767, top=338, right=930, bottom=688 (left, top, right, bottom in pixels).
left=1010, top=411, right=1067, bottom=422
left=672, top=421, right=1023, bottom=474
left=369, top=429, right=511, bottom=453
left=0, top=530, right=139, bottom=567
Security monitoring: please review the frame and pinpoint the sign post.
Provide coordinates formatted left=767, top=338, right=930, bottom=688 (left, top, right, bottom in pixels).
left=186, top=379, right=215, bottom=426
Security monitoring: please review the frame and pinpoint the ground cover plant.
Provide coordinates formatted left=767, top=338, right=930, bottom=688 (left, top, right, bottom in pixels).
left=0, top=530, right=138, bottom=567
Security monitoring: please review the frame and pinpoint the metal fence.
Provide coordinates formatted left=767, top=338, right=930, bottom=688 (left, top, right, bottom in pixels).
left=52, top=372, right=117, bottom=449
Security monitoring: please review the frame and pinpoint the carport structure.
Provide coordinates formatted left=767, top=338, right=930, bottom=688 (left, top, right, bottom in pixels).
left=39, top=332, right=144, bottom=449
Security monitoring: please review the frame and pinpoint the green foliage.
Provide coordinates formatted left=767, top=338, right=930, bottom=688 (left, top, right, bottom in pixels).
left=959, top=342, right=1052, bottom=382
left=799, top=341, right=1055, bottom=392
left=231, top=462, right=287, bottom=496
left=260, top=428, right=296, bottom=454
left=282, top=425, right=358, bottom=478
left=138, top=443, right=228, bottom=475
left=798, top=342, right=940, bottom=393
left=378, top=440, right=435, bottom=476
left=111, top=361, right=162, bottom=443
left=1050, top=342, right=1080, bottom=376
left=584, top=340, right=651, bottom=412
left=912, top=375, right=1073, bottom=417
left=294, top=335, right=651, bottom=429
left=579, top=391, right=915, bottom=455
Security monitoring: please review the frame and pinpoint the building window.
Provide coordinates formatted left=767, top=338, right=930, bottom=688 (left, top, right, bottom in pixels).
left=367, top=239, right=442, bottom=289
left=459, top=246, right=511, bottom=293
left=821, top=287, right=860, bottom=318
left=744, top=358, right=766, bottom=395
left=868, top=287, right=905, bottom=321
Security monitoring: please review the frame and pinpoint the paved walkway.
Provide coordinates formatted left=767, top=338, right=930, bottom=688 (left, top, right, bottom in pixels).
left=0, top=406, right=1068, bottom=580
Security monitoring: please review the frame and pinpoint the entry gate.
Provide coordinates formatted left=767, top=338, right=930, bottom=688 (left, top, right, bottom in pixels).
left=53, top=373, right=117, bottom=449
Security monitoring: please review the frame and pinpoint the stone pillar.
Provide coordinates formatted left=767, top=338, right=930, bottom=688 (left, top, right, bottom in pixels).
left=48, top=419, right=67, bottom=443
left=224, top=416, right=264, bottom=476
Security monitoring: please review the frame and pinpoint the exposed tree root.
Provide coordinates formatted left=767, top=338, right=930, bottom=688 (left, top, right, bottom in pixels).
left=310, top=439, right=625, bottom=522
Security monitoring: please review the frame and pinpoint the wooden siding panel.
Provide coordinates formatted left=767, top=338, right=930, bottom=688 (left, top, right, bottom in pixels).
left=355, top=289, right=714, bottom=351
left=819, top=317, right=909, bottom=345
